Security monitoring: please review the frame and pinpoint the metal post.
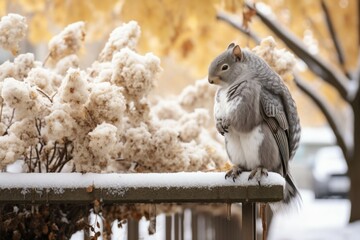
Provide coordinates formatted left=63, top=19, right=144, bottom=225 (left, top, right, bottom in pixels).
left=191, top=210, right=198, bottom=240
left=127, top=219, right=139, bottom=240
left=166, top=215, right=172, bottom=240
left=175, top=213, right=179, bottom=240
left=180, top=211, right=184, bottom=240
left=242, top=202, right=256, bottom=240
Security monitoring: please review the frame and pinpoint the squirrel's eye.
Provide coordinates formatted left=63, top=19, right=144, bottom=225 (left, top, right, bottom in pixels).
left=221, top=64, right=229, bottom=71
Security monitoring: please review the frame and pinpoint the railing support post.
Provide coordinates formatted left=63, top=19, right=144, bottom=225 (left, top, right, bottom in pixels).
left=166, top=215, right=172, bottom=240
left=128, top=218, right=139, bottom=240
left=242, top=202, right=256, bottom=240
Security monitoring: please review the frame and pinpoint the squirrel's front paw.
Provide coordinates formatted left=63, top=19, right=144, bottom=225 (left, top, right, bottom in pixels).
left=216, top=118, right=229, bottom=135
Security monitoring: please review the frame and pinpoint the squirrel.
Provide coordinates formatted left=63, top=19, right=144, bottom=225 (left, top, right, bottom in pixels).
left=208, top=43, right=301, bottom=208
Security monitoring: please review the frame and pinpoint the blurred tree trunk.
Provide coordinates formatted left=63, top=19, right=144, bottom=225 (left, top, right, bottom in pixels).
left=350, top=94, right=360, bottom=222
left=218, top=1, right=360, bottom=222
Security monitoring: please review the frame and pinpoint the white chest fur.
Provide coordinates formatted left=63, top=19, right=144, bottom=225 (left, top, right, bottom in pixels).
left=214, top=88, right=227, bottom=119
left=225, top=123, right=264, bottom=169
left=215, top=86, right=264, bottom=169
left=214, top=87, right=243, bottom=118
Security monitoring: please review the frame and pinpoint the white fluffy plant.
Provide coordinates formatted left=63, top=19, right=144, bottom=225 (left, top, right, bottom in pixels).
left=0, top=14, right=228, bottom=174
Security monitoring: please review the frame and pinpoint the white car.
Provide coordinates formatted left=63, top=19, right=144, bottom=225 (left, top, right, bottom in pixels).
left=312, top=146, right=349, bottom=198
left=290, top=127, right=349, bottom=198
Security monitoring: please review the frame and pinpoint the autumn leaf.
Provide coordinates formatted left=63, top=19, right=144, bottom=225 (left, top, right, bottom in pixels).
left=242, top=6, right=256, bottom=29
left=86, top=184, right=94, bottom=193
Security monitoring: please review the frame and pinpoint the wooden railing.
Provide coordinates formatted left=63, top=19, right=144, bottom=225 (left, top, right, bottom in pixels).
left=0, top=172, right=285, bottom=240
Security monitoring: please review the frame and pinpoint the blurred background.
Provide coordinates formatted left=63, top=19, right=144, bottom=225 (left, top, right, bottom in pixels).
left=1, top=0, right=359, bottom=239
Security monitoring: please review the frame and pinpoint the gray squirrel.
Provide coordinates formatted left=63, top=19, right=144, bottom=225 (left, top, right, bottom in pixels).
left=208, top=43, right=301, bottom=207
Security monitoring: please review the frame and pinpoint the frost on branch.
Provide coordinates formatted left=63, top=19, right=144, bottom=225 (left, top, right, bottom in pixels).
left=99, top=21, right=141, bottom=62
left=0, top=13, right=27, bottom=55
left=26, top=67, right=61, bottom=95
left=88, top=123, right=118, bottom=169
left=55, top=54, right=79, bottom=76
left=48, top=21, right=85, bottom=64
left=112, top=48, right=161, bottom=99
left=0, top=134, right=25, bottom=169
left=9, top=118, right=38, bottom=146
left=58, top=68, right=89, bottom=106
left=0, top=53, right=40, bottom=81
left=85, top=82, right=126, bottom=126
left=42, top=109, right=78, bottom=142
left=1, top=78, right=40, bottom=119
left=111, top=47, right=161, bottom=123
left=179, top=78, right=217, bottom=112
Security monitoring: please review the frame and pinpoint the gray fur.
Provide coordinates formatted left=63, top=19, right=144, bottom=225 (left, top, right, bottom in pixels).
left=209, top=44, right=301, bottom=207
left=259, top=123, right=281, bottom=172
left=226, top=80, right=262, bottom=132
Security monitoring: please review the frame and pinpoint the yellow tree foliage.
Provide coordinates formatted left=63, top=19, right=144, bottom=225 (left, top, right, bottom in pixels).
left=1, top=0, right=357, bottom=70
left=0, top=0, right=358, bottom=126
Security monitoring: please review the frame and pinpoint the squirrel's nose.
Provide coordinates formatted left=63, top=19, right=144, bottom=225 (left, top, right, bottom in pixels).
left=208, top=76, right=220, bottom=84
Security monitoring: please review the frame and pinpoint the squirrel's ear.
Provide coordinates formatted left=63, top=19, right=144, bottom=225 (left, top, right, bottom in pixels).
left=232, top=45, right=242, bottom=61
left=227, top=43, right=235, bottom=50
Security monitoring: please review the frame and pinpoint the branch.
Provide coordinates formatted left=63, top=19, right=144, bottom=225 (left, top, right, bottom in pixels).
left=355, top=51, right=360, bottom=83
left=0, top=102, right=3, bottom=122
left=246, top=2, right=352, bottom=101
left=216, top=11, right=261, bottom=44
left=358, top=0, right=360, bottom=46
left=36, top=88, right=53, bottom=103
left=320, top=0, right=347, bottom=70
left=349, top=52, right=360, bottom=102
left=294, top=74, right=351, bottom=160
left=2, top=108, right=15, bottom=136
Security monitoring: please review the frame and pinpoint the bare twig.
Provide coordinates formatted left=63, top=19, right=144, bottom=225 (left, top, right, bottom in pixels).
left=35, top=118, right=42, bottom=136
left=46, top=152, right=49, bottom=172
left=84, top=106, right=97, bottom=128
left=53, top=140, right=74, bottom=172
left=355, top=52, right=360, bottom=83
left=216, top=11, right=261, bottom=44
left=350, top=52, right=360, bottom=103
left=53, top=146, right=65, bottom=172
left=36, top=88, right=53, bottom=103
left=51, top=91, right=58, bottom=101
left=35, top=145, right=42, bottom=173
left=320, top=1, right=345, bottom=66
left=29, top=146, right=33, bottom=172
left=294, top=74, right=350, bottom=160
left=320, top=0, right=350, bottom=79
left=0, top=102, right=3, bottom=123
left=244, top=2, right=352, bottom=101
left=2, top=108, right=15, bottom=136
left=358, top=0, right=360, bottom=46
left=48, top=142, right=58, bottom=170
left=42, top=53, right=50, bottom=67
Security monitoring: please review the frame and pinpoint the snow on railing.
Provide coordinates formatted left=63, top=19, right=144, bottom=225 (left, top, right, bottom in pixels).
left=0, top=172, right=285, bottom=240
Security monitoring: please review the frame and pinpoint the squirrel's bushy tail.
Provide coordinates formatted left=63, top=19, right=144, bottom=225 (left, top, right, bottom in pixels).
left=270, top=174, right=302, bottom=212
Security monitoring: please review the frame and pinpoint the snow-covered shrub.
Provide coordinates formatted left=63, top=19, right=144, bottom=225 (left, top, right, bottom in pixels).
left=0, top=13, right=227, bottom=174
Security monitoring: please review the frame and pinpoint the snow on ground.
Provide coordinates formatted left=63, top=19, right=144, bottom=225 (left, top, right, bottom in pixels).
left=269, top=190, right=356, bottom=240
left=71, top=189, right=358, bottom=240
left=70, top=214, right=167, bottom=240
